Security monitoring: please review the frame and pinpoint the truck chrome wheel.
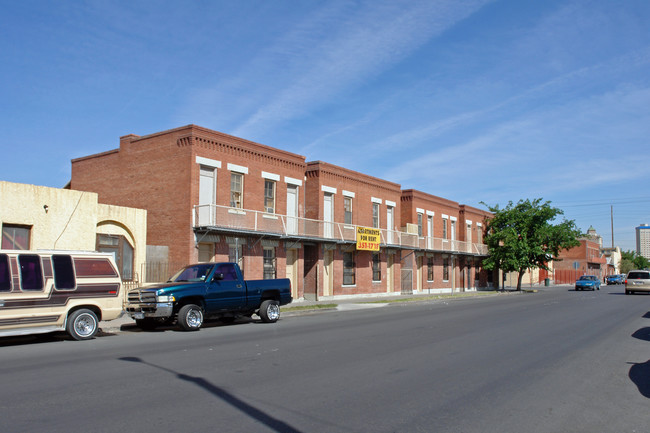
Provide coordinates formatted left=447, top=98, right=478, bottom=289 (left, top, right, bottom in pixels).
left=178, top=304, right=204, bottom=331
left=259, top=300, right=280, bottom=323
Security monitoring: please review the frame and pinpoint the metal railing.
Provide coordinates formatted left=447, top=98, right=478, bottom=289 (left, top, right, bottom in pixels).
left=193, top=204, right=488, bottom=256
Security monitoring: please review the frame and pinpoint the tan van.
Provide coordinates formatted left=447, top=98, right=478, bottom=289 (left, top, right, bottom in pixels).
left=0, top=249, right=124, bottom=340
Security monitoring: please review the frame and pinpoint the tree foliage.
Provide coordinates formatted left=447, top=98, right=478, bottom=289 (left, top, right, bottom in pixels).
left=620, top=250, right=650, bottom=273
left=481, top=198, right=581, bottom=290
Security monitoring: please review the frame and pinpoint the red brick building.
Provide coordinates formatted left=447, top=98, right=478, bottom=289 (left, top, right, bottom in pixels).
left=553, top=238, right=607, bottom=282
left=71, top=124, right=491, bottom=300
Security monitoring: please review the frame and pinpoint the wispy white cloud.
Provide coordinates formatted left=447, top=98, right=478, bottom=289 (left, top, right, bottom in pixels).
left=232, top=0, right=494, bottom=137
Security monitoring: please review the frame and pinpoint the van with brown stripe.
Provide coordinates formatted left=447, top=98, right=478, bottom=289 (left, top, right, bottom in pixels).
left=0, top=249, right=123, bottom=340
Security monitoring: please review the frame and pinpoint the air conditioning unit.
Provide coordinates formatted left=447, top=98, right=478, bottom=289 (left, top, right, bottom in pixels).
left=405, top=223, right=419, bottom=235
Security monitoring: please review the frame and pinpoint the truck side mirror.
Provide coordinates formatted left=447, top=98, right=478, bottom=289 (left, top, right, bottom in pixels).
left=213, top=273, right=224, bottom=281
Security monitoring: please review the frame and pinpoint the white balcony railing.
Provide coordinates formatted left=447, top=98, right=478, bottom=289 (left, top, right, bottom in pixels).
left=193, top=204, right=488, bottom=255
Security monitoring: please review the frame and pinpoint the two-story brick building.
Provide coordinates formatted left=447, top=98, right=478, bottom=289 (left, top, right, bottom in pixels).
left=70, top=124, right=491, bottom=300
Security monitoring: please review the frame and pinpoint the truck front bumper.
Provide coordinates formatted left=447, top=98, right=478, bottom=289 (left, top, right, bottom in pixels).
left=126, top=302, right=174, bottom=319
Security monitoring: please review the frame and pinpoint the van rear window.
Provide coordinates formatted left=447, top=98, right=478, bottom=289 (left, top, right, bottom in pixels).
left=628, top=271, right=650, bottom=279
left=53, top=255, right=75, bottom=290
left=18, top=254, right=44, bottom=291
left=0, top=254, right=11, bottom=292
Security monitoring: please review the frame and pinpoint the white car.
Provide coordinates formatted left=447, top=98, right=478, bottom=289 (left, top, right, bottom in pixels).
left=625, top=270, right=650, bottom=295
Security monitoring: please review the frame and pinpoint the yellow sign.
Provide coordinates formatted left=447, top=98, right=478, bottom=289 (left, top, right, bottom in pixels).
left=356, top=227, right=381, bottom=251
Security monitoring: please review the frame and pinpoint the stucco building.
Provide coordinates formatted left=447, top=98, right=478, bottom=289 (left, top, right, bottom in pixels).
left=0, top=181, right=147, bottom=283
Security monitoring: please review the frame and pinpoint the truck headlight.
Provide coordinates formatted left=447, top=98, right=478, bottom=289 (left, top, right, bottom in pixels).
left=157, top=295, right=175, bottom=303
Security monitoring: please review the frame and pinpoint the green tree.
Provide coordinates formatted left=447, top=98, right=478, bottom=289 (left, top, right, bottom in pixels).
left=481, top=198, right=581, bottom=291
left=620, top=250, right=650, bottom=273
left=619, top=250, right=636, bottom=274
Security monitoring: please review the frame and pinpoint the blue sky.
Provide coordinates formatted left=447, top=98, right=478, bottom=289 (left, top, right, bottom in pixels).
left=1, top=0, right=649, bottom=252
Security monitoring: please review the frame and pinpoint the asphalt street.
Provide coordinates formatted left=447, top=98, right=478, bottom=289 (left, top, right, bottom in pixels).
left=0, top=284, right=648, bottom=433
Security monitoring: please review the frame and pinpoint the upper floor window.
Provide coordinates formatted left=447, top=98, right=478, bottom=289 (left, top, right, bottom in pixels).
left=264, top=180, right=276, bottom=213
left=230, top=173, right=243, bottom=208
left=344, top=197, right=353, bottom=225
left=417, top=213, right=423, bottom=236
left=443, top=219, right=448, bottom=240
left=372, top=203, right=380, bottom=228
left=2, top=224, right=31, bottom=250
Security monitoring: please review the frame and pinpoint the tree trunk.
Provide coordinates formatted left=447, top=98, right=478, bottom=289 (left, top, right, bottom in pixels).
left=516, top=270, right=525, bottom=291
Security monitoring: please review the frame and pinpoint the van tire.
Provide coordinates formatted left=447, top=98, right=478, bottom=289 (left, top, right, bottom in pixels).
left=259, top=300, right=280, bottom=323
left=178, top=304, right=204, bottom=331
left=67, top=309, right=99, bottom=341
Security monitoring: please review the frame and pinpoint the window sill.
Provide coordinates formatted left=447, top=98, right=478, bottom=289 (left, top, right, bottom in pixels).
left=262, top=214, right=278, bottom=220
left=228, top=209, right=246, bottom=215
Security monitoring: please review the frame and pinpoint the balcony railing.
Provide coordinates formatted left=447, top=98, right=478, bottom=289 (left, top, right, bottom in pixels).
left=193, top=204, right=488, bottom=256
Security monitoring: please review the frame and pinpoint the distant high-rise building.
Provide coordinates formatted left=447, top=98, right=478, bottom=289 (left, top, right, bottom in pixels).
left=636, top=224, right=650, bottom=260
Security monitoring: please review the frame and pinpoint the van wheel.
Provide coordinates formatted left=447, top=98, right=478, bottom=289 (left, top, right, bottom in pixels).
left=67, top=309, right=99, bottom=341
left=178, top=304, right=204, bottom=331
left=259, top=300, right=280, bottom=323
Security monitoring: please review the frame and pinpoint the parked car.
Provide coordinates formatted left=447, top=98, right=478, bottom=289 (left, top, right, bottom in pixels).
left=606, top=274, right=624, bottom=285
left=126, top=262, right=292, bottom=331
left=575, top=275, right=600, bottom=291
left=625, top=270, right=650, bottom=295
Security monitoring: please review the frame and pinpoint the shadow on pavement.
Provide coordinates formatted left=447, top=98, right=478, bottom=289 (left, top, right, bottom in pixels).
left=632, top=327, right=650, bottom=342
left=119, top=356, right=303, bottom=432
left=628, top=360, right=650, bottom=398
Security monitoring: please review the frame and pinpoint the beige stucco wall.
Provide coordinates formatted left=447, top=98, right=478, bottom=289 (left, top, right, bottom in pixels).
left=0, top=181, right=146, bottom=280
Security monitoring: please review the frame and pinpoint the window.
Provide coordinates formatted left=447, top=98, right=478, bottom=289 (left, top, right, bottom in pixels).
left=199, top=166, right=217, bottom=225
left=96, top=234, right=134, bottom=280
left=18, top=254, right=43, bottom=291
left=372, top=253, right=381, bottom=282
left=344, top=197, right=353, bottom=225
left=343, top=252, right=356, bottom=285
left=427, top=257, right=434, bottom=282
left=372, top=203, right=380, bottom=228
left=263, top=247, right=276, bottom=279
left=443, top=258, right=449, bottom=281
left=417, top=213, right=423, bottom=236
left=443, top=219, right=448, bottom=240
left=52, top=255, right=75, bottom=290
left=198, top=243, right=214, bottom=263
left=0, top=254, right=11, bottom=292
left=2, top=224, right=31, bottom=250
left=214, top=263, right=238, bottom=281
left=230, top=173, right=243, bottom=208
left=264, top=180, right=276, bottom=213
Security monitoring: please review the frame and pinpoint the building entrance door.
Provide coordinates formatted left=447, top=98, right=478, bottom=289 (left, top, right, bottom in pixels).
left=286, top=248, right=298, bottom=299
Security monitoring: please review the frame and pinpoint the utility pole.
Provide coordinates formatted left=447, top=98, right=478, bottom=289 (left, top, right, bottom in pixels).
left=611, top=205, right=614, bottom=248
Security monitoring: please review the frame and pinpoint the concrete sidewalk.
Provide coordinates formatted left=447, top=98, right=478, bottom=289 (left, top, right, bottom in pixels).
left=99, top=290, right=507, bottom=333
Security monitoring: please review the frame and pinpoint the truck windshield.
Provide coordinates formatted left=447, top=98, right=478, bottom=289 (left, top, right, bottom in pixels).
left=169, top=264, right=215, bottom=282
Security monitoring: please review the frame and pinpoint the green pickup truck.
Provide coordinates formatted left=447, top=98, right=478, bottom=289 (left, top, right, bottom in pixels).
left=126, top=262, right=292, bottom=331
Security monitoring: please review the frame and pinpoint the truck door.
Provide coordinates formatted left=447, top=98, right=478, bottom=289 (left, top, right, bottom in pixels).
left=206, top=263, right=245, bottom=311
